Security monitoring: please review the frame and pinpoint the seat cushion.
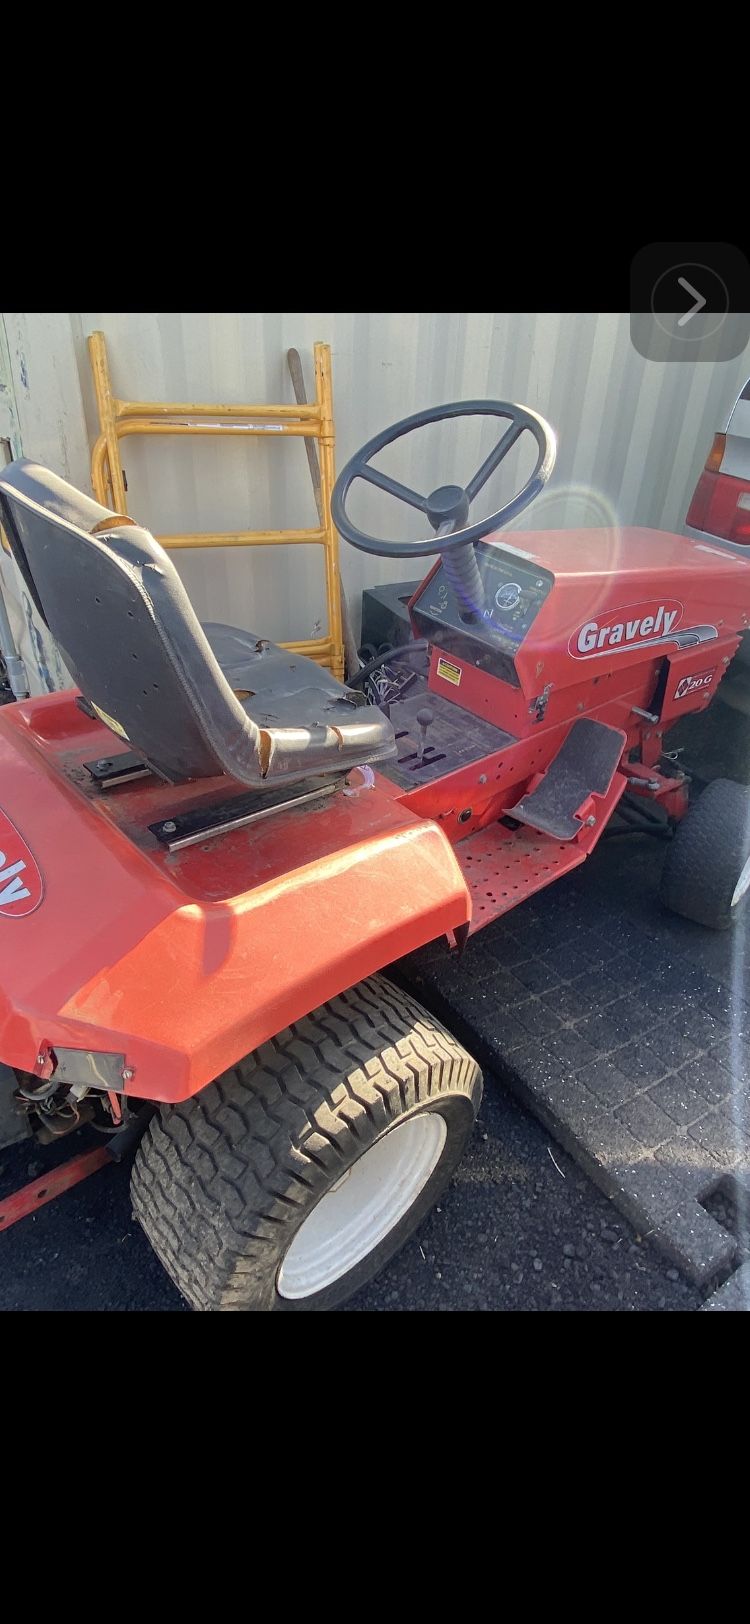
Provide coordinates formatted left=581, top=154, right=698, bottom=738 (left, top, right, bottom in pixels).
left=203, top=622, right=370, bottom=729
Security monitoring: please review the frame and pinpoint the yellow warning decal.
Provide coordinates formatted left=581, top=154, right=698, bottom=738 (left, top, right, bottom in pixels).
left=91, top=702, right=129, bottom=739
left=436, top=657, right=462, bottom=687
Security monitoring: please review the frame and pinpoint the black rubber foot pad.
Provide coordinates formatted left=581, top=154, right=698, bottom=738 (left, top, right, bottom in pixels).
left=514, top=717, right=625, bottom=840
left=395, top=832, right=750, bottom=1295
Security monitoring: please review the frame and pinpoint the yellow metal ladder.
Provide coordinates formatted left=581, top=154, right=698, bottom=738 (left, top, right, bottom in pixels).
left=88, top=332, right=345, bottom=678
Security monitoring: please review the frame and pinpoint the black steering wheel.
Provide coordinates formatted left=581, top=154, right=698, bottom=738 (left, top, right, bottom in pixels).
left=331, top=400, right=556, bottom=560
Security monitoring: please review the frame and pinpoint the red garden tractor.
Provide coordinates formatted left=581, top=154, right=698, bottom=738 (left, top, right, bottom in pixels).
left=1, top=398, right=749, bottom=1311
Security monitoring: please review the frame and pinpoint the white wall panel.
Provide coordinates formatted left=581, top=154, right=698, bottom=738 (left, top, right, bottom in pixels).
left=5, top=312, right=750, bottom=654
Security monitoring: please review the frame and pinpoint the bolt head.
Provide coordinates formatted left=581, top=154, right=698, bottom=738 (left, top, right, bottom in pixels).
left=122, top=1067, right=135, bottom=1082
left=162, top=821, right=177, bottom=834
left=36, top=1053, right=45, bottom=1067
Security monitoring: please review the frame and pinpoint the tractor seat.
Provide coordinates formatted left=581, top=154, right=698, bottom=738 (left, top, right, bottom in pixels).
left=202, top=623, right=369, bottom=730
left=0, top=459, right=396, bottom=788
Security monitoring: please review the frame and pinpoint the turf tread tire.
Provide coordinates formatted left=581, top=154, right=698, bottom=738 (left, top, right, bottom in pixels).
left=659, top=777, right=750, bottom=929
left=131, top=974, right=482, bottom=1311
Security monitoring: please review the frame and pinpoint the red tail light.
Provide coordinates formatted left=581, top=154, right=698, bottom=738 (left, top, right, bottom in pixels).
left=687, top=434, right=750, bottom=544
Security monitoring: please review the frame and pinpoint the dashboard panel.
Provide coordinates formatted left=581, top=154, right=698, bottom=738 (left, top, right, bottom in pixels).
left=411, top=541, right=554, bottom=684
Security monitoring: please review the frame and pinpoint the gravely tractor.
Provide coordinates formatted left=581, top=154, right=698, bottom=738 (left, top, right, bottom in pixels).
left=0, top=399, right=748, bottom=1310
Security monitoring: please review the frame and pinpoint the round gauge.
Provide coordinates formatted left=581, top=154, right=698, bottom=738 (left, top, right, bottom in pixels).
left=495, top=581, right=522, bottom=611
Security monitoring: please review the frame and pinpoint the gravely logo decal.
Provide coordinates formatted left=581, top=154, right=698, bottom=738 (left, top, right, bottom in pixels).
left=570, top=600, right=684, bottom=659
left=0, top=807, right=43, bottom=918
left=674, top=668, right=716, bottom=701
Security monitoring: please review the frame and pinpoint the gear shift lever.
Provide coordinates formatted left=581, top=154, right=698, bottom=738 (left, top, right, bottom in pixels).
left=416, top=706, right=434, bottom=765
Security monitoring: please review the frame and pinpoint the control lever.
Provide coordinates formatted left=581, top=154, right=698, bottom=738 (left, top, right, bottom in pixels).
left=440, top=536, right=485, bottom=622
left=416, top=706, right=434, bottom=765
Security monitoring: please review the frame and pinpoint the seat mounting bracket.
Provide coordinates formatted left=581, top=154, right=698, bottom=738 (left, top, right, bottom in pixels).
left=149, top=778, right=339, bottom=851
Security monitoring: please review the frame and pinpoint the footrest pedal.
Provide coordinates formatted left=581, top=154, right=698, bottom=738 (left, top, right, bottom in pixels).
left=512, top=718, right=626, bottom=840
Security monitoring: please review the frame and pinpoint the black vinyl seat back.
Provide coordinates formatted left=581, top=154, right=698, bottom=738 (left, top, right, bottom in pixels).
left=0, top=460, right=395, bottom=786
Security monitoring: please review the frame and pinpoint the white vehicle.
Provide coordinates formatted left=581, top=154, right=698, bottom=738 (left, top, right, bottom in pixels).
left=686, top=376, right=750, bottom=699
left=686, top=376, right=750, bottom=552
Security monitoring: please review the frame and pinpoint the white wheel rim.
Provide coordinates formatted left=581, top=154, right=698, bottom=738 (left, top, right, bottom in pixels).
left=732, top=854, right=750, bottom=907
left=277, top=1112, right=447, bottom=1300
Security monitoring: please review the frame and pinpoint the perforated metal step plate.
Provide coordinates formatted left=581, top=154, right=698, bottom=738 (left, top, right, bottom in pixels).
left=458, top=823, right=587, bottom=932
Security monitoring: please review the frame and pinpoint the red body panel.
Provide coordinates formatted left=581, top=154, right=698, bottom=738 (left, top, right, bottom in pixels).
left=416, top=526, right=750, bottom=735
left=0, top=696, right=470, bottom=1103
left=508, top=526, right=749, bottom=694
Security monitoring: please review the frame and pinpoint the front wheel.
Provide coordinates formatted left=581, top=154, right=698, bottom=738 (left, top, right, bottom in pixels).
left=660, top=777, right=750, bottom=930
left=131, top=975, right=482, bottom=1311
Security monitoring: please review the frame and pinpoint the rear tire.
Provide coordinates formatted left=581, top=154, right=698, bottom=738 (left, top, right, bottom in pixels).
left=131, top=975, right=482, bottom=1311
left=659, top=777, right=750, bottom=930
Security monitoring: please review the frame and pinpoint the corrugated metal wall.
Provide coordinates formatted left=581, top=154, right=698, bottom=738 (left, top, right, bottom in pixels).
left=8, top=312, right=750, bottom=652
